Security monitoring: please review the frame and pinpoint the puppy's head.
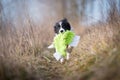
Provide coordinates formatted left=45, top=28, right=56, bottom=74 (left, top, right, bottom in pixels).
left=54, top=18, right=71, bottom=34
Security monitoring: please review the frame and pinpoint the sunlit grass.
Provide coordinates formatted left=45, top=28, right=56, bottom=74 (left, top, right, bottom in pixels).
left=1, top=20, right=120, bottom=80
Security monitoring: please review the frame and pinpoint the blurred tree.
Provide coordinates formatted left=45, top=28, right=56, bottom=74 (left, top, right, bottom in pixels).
left=60, top=0, right=79, bottom=26
left=107, top=0, right=120, bottom=24
left=0, top=0, right=3, bottom=30
left=0, top=0, right=120, bottom=28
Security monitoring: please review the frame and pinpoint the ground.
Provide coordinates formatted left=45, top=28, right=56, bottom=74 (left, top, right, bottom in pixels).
left=0, top=23, right=120, bottom=80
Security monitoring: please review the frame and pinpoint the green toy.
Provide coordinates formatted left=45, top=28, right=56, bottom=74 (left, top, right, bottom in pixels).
left=54, top=30, right=75, bottom=57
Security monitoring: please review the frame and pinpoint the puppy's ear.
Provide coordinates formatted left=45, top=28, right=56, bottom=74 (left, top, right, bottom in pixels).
left=63, top=18, right=67, bottom=22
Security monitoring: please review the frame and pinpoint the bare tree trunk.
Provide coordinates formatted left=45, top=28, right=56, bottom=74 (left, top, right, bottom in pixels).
left=0, top=1, right=3, bottom=30
left=61, top=0, right=79, bottom=27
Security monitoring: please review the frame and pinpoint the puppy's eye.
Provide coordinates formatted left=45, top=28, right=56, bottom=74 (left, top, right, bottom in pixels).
left=57, top=25, right=60, bottom=28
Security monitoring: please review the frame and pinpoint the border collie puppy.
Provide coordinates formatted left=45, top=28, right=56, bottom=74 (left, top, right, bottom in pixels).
left=48, top=18, right=80, bottom=63
left=54, top=18, right=71, bottom=34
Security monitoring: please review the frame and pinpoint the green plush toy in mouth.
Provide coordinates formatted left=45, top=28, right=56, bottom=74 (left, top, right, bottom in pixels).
left=54, top=30, right=75, bottom=57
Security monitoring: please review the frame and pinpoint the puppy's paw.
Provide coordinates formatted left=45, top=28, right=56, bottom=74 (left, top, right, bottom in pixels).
left=48, top=44, right=54, bottom=49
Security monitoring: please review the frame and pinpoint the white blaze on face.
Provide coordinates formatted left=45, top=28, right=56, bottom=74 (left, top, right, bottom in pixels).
left=59, top=21, right=65, bottom=33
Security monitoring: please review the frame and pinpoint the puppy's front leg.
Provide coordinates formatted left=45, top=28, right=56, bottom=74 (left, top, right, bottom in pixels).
left=66, top=46, right=73, bottom=60
left=67, top=46, right=73, bottom=53
left=66, top=52, right=70, bottom=60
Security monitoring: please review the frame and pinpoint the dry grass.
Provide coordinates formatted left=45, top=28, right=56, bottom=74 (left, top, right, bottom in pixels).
left=0, top=21, right=120, bottom=80
left=0, top=3, right=120, bottom=80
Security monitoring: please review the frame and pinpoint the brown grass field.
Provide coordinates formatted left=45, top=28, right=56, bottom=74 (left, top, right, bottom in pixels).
left=0, top=4, right=120, bottom=80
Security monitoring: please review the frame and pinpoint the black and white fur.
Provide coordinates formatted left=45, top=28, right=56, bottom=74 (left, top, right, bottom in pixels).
left=48, top=18, right=73, bottom=63
left=54, top=18, right=71, bottom=34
